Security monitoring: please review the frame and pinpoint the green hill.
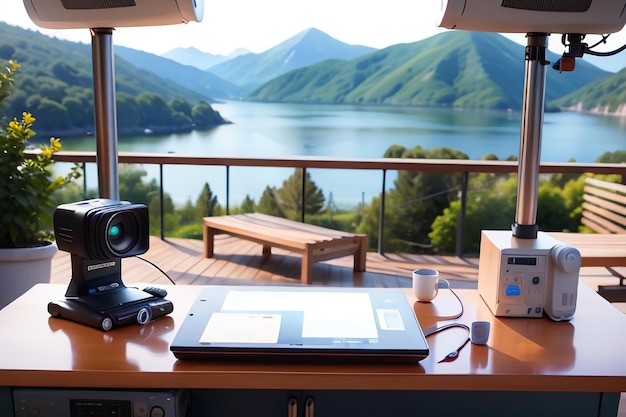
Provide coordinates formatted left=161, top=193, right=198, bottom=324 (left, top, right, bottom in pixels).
left=208, top=28, right=376, bottom=91
left=549, top=67, right=626, bottom=114
left=247, top=31, right=610, bottom=111
left=0, top=22, right=226, bottom=136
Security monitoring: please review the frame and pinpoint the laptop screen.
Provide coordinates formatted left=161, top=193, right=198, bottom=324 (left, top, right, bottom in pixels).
left=170, top=286, right=429, bottom=364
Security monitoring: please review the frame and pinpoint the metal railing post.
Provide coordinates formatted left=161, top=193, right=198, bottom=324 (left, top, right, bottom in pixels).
left=378, top=169, right=387, bottom=255
left=159, top=164, right=164, bottom=240
left=226, top=165, right=230, bottom=215
left=301, top=167, right=306, bottom=223
left=455, top=171, right=469, bottom=257
left=82, top=162, right=87, bottom=199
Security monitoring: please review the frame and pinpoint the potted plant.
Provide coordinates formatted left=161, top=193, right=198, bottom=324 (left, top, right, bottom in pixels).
left=0, top=61, right=80, bottom=309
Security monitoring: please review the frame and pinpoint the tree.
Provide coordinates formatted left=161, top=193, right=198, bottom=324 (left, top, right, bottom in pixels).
left=429, top=173, right=518, bottom=254
left=380, top=146, right=468, bottom=253
left=257, top=186, right=285, bottom=217
left=178, top=199, right=199, bottom=225
left=239, top=195, right=256, bottom=213
left=136, top=92, right=173, bottom=127
left=148, top=192, right=178, bottom=237
left=169, top=97, right=193, bottom=118
left=32, top=98, right=72, bottom=130
left=192, top=101, right=224, bottom=128
left=196, top=182, right=220, bottom=217
left=116, top=92, right=140, bottom=130
left=118, top=165, right=160, bottom=206
left=596, top=150, right=626, bottom=164
left=275, top=169, right=325, bottom=220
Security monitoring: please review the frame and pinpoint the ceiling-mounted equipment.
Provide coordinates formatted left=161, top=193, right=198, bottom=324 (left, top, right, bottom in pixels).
left=23, top=0, right=204, bottom=29
left=437, top=0, right=626, bottom=34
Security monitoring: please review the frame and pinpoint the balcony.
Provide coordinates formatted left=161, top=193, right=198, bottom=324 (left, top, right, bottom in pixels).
left=47, top=151, right=626, bottom=313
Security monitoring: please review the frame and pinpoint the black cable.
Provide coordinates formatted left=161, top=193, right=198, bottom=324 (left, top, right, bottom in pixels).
left=585, top=34, right=609, bottom=49
left=422, top=279, right=470, bottom=363
left=559, top=33, right=626, bottom=58
left=439, top=278, right=464, bottom=319
left=423, top=322, right=469, bottom=337
left=135, top=256, right=176, bottom=285
left=584, top=43, right=626, bottom=57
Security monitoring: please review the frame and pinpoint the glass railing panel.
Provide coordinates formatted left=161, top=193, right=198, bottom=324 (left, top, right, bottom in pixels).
left=227, top=166, right=294, bottom=212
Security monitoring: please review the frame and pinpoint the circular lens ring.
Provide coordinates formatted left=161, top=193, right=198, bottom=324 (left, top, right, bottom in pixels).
left=106, top=211, right=140, bottom=255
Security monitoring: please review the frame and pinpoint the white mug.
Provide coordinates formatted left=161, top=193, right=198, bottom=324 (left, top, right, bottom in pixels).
left=412, top=268, right=439, bottom=302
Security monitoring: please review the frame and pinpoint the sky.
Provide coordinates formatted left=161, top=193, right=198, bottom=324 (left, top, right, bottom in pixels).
left=2, top=0, right=625, bottom=69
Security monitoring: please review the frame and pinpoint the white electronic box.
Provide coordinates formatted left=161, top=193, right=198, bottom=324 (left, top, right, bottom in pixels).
left=478, top=230, right=581, bottom=321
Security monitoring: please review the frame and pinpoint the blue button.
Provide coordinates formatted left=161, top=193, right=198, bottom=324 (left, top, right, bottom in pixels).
left=506, top=284, right=521, bottom=296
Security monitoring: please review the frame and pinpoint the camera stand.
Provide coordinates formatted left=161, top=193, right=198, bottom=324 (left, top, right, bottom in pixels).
left=48, top=255, right=173, bottom=331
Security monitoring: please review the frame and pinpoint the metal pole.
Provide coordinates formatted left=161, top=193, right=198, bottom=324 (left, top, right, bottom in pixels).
left=301, top=167, right=306, bottom=223
left=455, top=171, right=468, bottom=257
left=225, top=165, right=230, bottom=214
left=82, top=162, right=87, bottom=199
left=91, top=28, right=119, bottom=200
left=512, top=33, right=549, bottom=239
left=377, top=169, right=387, bottom=254
left=159, top=164, right=164, bottom=240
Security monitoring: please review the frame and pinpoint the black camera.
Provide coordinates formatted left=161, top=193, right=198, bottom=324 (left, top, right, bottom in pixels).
left=54, top=199, right=149, bottom=260
left=48, top=199, right=173, bottom=331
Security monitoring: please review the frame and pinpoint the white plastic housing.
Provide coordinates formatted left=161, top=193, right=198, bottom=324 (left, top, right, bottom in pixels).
left=23, top=0, right=204, bottom=29
left=437, top=0, right=626, bottom=34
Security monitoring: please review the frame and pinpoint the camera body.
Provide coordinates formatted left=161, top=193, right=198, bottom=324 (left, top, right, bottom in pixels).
left=478, top=230, right=581, bottom=321
left=50, top=199, right=173, bottom=331
left=54, top=199, right=149, bottom=260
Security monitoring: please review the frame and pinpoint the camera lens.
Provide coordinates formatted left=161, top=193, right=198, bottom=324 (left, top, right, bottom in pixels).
left=108, top=224, right=121, bottom=238
left=106, top=212, right=139, bottom=255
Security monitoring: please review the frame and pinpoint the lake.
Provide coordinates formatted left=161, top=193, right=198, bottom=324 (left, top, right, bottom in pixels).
left=53, top=101, right=626, bottom=208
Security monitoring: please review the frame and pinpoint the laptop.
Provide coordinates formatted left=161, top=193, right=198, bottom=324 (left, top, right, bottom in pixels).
left=170, top=286, right=429, bottom=364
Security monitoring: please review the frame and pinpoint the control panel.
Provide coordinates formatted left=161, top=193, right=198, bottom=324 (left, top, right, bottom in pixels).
left=13, top=389, right=189, bottom=417
left=496, top=254, right=547, bottom=317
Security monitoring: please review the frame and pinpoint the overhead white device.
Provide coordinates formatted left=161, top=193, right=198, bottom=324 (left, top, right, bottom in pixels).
left=437, top=0, right=626, bottom=34
left=438, top=0, right=625, bottom=319
left=23, top=0, right=204, bottom=29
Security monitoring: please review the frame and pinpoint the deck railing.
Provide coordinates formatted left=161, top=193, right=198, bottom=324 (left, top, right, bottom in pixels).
left=45, top=150, right=626, bottom=256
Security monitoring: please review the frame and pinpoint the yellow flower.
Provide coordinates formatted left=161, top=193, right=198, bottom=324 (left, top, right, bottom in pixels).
left=9, top=60, right=20, bottom=70
left=8, top=120, right=19, bottom=131
left=49, top=137, right=62, bottom=152
left=41, top=147, right=52, bottom=159
left=22, top=112, right=35, bottom=125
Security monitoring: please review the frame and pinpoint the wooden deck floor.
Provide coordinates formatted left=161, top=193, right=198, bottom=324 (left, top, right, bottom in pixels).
left=49, top=235, right=626, bottom=306
left=50, top=235, right=481, bottom=289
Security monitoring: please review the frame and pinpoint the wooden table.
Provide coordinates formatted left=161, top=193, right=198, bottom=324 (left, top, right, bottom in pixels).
left=547, top=232, right=626, bottom=267
left=1, top=283, right=625, bottom=416
left=203, top=213, right=367, bottom=284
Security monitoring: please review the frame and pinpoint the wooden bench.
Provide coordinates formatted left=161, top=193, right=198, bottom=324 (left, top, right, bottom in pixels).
left=203, top=213, right=367, bottom=285
left=548, top=177, right=626, bottom=301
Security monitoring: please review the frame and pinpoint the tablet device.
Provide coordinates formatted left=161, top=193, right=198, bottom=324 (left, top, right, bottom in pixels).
left=170, top=286, right=428, bottom=364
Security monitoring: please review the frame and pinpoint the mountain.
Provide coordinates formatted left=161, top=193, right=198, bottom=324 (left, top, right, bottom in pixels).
left=161, top=46, right=249, bottom=70
left=207, top=28, right=377, bottom=90
left=584, top=53, right=626, bottom=74
left=0, top=22, right=209, bottom=104
left=246, top=31, right=611, bottom=111
left=0, top=22, right=228, bottom=135
left=116, top=46, right=244, bottom=99
left=549, top=67, right=626, bottom=116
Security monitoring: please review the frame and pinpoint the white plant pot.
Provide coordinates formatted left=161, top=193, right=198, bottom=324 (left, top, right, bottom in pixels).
left=0, top=242, right=57, bottom=310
